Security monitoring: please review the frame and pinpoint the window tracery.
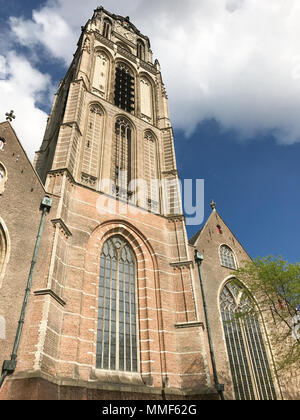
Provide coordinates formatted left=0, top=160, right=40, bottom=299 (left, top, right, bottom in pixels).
left=220, top=245, right=237, bottom=269
left=220, top=280, right=277, bottom=400
left=96, top=236, right=138, bottom=372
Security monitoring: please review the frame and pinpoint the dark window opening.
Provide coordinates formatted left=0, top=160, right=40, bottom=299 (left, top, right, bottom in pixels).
left=114, top=66, right=135, bottom=113
left=103, top=18, right=112, bottom=39
left=137, top=40, right=145, bottom=61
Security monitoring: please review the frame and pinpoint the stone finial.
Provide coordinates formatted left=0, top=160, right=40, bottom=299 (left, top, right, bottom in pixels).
left=210, top=200, right=216, bottom=210
left=5, top=110, right=16, bottom=122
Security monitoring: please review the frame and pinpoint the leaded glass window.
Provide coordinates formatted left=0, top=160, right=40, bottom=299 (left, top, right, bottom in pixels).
left=220, top=280, right=277, bottom=400
left=220, top=245, right=237, bottom=269
left=96, top=236, right=138, bottom=372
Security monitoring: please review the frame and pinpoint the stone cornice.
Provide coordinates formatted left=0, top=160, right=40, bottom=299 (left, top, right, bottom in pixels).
left=175, top=321, right=204, bottom=330
left=34, top=289, right=66, bottom=307
left=51, top=218, right=72, bottom=238
left=61, top=121, right=83, bottom=137
left=170, top=260, right=194, bottom=269
left=47, top=168, right=76, bottom=185
left=162, top=170, right=178, bottom=177
left=166, top=215, right=186, bottom=223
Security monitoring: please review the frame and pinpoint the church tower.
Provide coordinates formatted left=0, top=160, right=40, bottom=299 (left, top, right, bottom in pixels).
left=0, top=7, right=218, bottom=400
left=34, top=7, right=181, bottom=218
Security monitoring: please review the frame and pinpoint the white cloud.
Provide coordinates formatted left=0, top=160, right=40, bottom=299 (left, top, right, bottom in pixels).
left=0, top=56, right=7, bottom=78
left=10, top=9, right=76, bottom=66
left=0, top=53, right=52, bottom=161
left=5, top=0, right=300, bottom=146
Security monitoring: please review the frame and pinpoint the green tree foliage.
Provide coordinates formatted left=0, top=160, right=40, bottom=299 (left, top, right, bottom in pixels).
left=233, top=256, right=300, bottom=373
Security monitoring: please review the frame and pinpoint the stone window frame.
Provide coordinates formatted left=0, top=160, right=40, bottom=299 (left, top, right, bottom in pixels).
left=0, top=218, right=10, bottom=289
left=219, top=243, right=238, bottom=270
left=137, top=39, right=145, bottom=61
left=96, top=235, right=140, bottom=373
left=0, top=162, right=7, bottom=195
left=87, top=221, right=163, bottom=385
left=143, top=130, right=160, bottom=213
left=102, top=17, right=112, bottom=39
left=219, top=278, right=277, bottom=400
left=0, top=137, right=6, bottom=151
left=114, top=60, right=136, bottom=114
left=112, top=115, right=135, bottom=197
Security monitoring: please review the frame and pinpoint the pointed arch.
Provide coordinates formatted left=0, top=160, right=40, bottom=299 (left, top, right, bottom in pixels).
left=139, top=74, right=154, bottom=123
left=219, top=244, right=238, bottom=269
left=0, top=217, right=10, bottom=289
left=0, top=162, right=7, bottom=195
left=111, top=116, right=135, bottom=198
left=143, top=130, right=160, bottom=212
left=81, top=102, right=105, bottom=184
left=92, top=48, right=112, bottom=100
left=137, top=39, right=145, bottom=61
left=96, top=235, right=138, bottom=372
left=84, top=220, right=165, bottom=381
left=102, top=17, right=112, bottom=39
left=219, top=278, right=277, bottom=400
left=114, top=61, right=136, bottom=114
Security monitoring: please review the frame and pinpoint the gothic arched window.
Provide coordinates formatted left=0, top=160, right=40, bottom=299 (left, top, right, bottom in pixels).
left=144, top=131, right=159, bottom=212
left=112, top=118, right=132, bottom=197
left=137, top=39, right=145, bottom=61
left=0, top=221, right=9, bottom=289
left=96, top=236, right=138, bottom=372
left=81, top=104, right=103, bottom=185
left=93, top=51, right=110, bottom=99
left=220, top=280, right=277, bottom=400
left=140, top=76, right=153, bottom=123
left=0, top=163, right=7, bottom=195
left=0, top=137, right=6, bottom=151
left=114, top=63, right=135, bottom=113
left=220, top=245, right=237, bottom=270
left=102, top=18, right=112, bottom=39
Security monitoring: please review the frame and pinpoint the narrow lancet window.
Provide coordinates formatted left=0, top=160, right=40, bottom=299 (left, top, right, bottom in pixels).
left=144, top=132, right=159, bottom=212
left=137, top=39, right=145, bottom=61
left=103, top=18, right=112, bottom=39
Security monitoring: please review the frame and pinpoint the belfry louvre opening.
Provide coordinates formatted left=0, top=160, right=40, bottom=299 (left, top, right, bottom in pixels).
left=114, top=65, right=135, bottom=113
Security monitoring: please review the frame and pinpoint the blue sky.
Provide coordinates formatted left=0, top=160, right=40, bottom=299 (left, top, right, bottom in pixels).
left=1, top=0, right=300, bottom=263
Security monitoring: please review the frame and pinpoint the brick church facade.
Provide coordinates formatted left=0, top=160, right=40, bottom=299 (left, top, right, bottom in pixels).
left=0, top=7, right=298, bottom=400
